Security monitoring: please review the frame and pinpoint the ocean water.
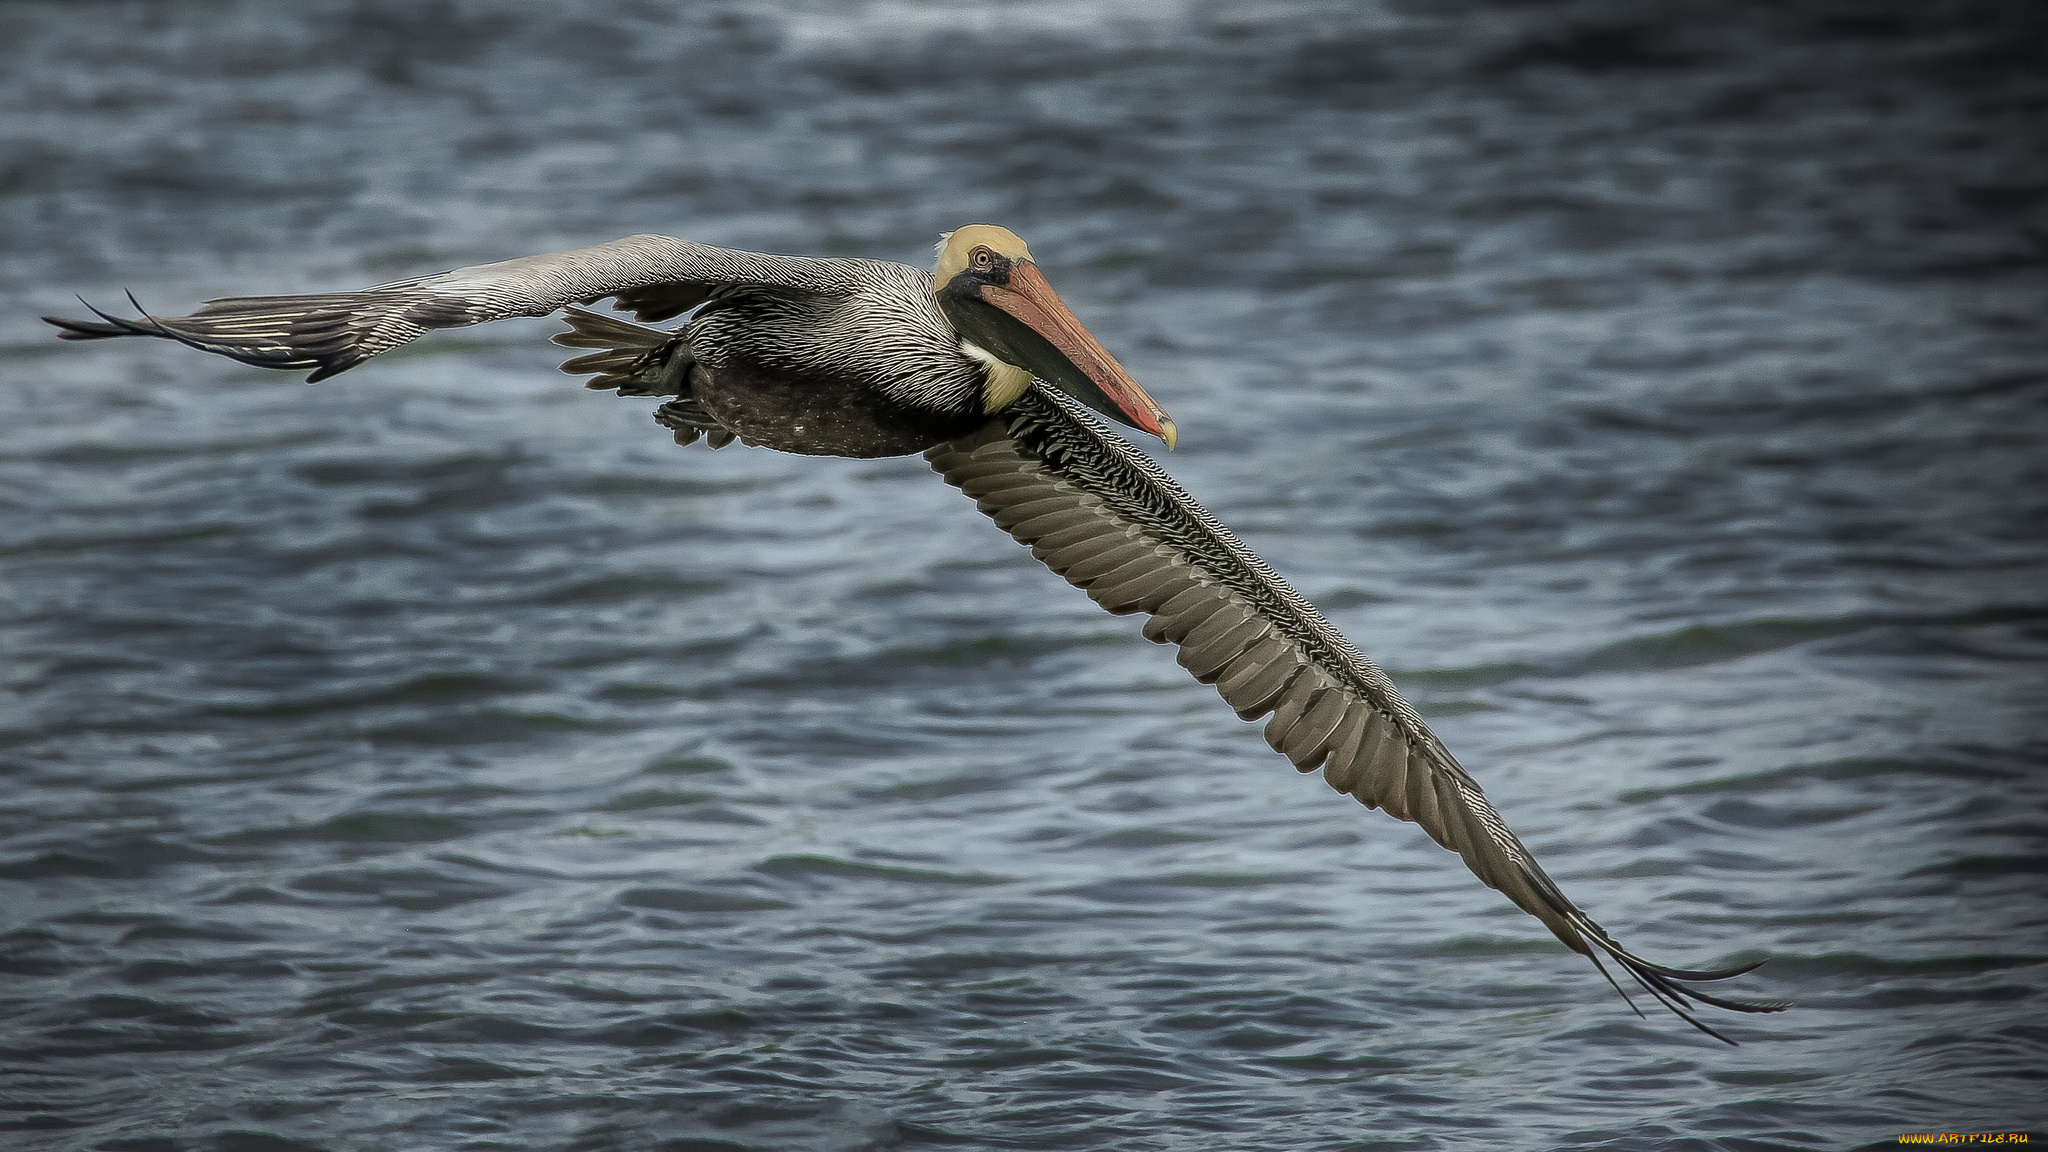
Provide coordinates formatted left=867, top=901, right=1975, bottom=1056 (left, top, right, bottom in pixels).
left=2, top=1, right=2044, bottom=1148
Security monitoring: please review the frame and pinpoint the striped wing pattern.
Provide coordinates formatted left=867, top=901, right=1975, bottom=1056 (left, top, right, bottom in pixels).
left=928, top=387, right=1787, bottom=1042
left=43, top=234, right=877, bottom=382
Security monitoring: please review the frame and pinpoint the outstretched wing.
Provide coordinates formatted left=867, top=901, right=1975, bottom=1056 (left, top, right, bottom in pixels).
left=42, top=235, right=883, bottom=382
left=927, top=387, right=1788, bottom=1043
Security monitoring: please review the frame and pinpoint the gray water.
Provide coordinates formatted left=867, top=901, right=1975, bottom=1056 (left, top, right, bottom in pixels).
left=3, top=2, right=2045, bottom=1149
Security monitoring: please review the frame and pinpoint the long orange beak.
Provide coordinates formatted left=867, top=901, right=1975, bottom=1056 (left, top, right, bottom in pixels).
left=978, top=262, right=1177, bottom=448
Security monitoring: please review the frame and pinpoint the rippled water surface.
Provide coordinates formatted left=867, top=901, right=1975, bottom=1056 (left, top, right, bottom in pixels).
left=4, top=2, right=2046, bottom=1148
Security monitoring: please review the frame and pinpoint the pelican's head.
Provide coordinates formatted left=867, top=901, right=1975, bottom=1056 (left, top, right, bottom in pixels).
left=934, top=225, right=1176, bottom=449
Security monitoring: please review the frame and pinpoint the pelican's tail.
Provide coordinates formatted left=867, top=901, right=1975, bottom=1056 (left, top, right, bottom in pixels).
left=552, top=307, right=733, bottom=449
left=551, top=306, right=694, bottom=398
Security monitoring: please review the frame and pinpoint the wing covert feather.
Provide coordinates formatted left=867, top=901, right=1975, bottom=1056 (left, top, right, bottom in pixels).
left=926, top=387, right=1786, bottom=1042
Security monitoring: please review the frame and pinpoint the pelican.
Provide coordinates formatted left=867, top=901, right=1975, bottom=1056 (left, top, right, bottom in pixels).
left=46, top=225, right=1786, bottom=1041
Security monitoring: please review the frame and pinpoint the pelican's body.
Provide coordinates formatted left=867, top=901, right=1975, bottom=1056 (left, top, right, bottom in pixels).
left=45, top=225, right=1782, bottom=1042
left=664, top=257, right=985, bottom=456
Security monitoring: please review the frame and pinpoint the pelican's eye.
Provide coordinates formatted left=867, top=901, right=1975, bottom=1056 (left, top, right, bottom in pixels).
left=970, top=246, right=997, bottom=272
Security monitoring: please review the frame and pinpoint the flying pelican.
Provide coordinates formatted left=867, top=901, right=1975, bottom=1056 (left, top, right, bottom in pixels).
left=45, top=225, right=1786, bottom=1041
